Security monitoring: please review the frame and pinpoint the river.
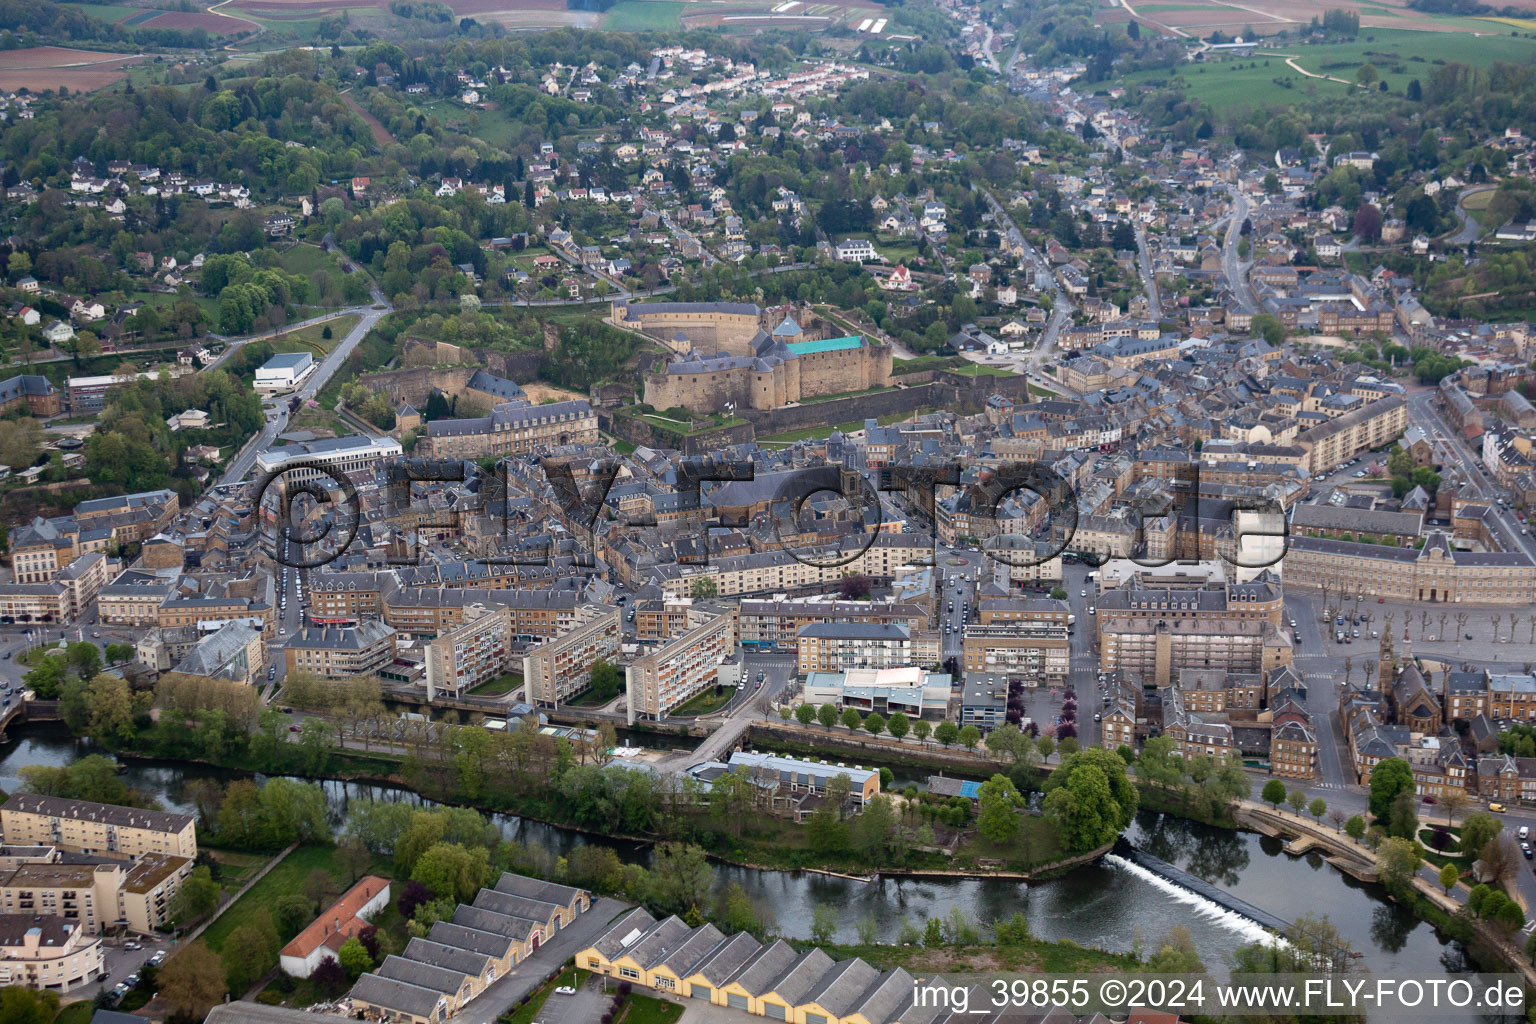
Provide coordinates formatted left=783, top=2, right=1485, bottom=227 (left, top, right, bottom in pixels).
left=0, top=727, right=1496, bottom=1018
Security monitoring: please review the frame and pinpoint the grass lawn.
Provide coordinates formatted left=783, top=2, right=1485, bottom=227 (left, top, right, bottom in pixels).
left=469, top=672, right=522, bottom=697
left=54, top=1002, right=94, bottom=1024
left=568, top=685, right=621, bottom=707
left=196, top=845, right=337, bottom=955
left=129, top=289, right=221, bottom=322
left=893, top=355, right=960, bottom=374
left=602, top=0, right=683, bottom=30
left=278, top=244, right=344, bottom=281
left=617, top=993, right=684, bottom=1024
left=271, top=314, right=359, bottom=358
left=207, top=848, right=272, bottom=894
left=949, top=363, right=1020, bottom=377
left=671, top=685, right=737, bottom=716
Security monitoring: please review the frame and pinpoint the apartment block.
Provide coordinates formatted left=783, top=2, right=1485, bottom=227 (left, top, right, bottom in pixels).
left=0, top=795, right=196, bottom=861
left=960, top=624, right=1071, bottom=683
left=626, top=611, right=737, bottom=722
left=0, top=914, right=103, bottom=992
left=522, top=607, right=623, bottom=706
left=424, top=605, right=511, bottom=700
left=284, top=621, right=398, bottom=678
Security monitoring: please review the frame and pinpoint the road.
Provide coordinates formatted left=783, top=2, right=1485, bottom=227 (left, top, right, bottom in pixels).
left=204, top=307, right=371, bottom=373
left=1133, top=224, right=1162, bottom=319
left=1406, top=387, right=1535, bottom=558
left=973, top=186, right=1075, bottom=372
left=978, top=24, right=1001, bottom=73
left=1222, top=190, right=1259, bottom=314
left=217, top=288, right=391, bottom=488
left=1448, top=184, right=1496, bottom=246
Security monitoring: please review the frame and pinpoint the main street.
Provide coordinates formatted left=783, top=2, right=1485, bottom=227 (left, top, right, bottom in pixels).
left=1406, top=386, right=1536, bottom=558
left=1222, top=189, right=1260, bottom=314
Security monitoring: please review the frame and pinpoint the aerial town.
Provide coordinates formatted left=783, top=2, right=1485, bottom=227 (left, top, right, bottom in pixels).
left=4, top=0, right=1536, bottom=1020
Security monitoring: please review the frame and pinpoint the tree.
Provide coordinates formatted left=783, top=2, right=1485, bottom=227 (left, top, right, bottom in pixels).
left=1050, top=586, right=1068, bottom=600
left=1460, top=811, right=1502, bottom=858
left=1388, top=788, right=1419, bottom=840
left=817, top=703, right=839, bottom=729
left=977, top=774, right=1022, bottom=844
left=303, top=868, right=335, bottom=909
left=313, top=956, right=347, bottom=996
left=410, top=842, right=489, bottom=903
left=888, top=711, right=910, bottom=740
left=1261, top=779, right=1286, bottom=809
left=959, top=725, right=981, bottom=750
left=0, top=987, right=58, bottom=1024
left=811, top=902, right=838, bottom=943
left=1036, top=734, right=1055, bottom=762
left=1368, top=757, right=1414, bottom=822
left=1285, top=788, right=1307, bottom=816
left=934, top=721, right=959, bottom=747
left=864, top=712, right=886, bottom=736
left=1345, top=814, right=1366, bottom=843
left=1439, top=862, right=1459, bottom=894
left=170, top=865, right=220, bottom=923
left=1439, top=787, right=1467, bottom=825
left=1308, top=797, right=1327, bottom=825
left=158, top=942, right=228, bottom=1018
left=1042, top=748, right=1138, bottom=853
left=913, top=719, right=932, bottom=745
left=1355, top=63, right=1379, bottom=86
left=275, top=892, right=312, bottom=939
left=336, top=835, right=373, bottom=885
left=841, top=707, right=863, bottom=731
left=647, top=843, right=713, bottom=917
left=689, top=577, right=717, bottom=599
left=1378, top=836, right=1421, bottom=893
left=795, top=703, right=817, bottom=726
left=223, top=911, right=280, bottom=994
left=338, top=935, right=373, bottom=979
left=1353, top=203, right=1383, bottom=242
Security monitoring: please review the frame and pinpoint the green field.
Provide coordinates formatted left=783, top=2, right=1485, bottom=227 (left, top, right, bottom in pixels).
left=421, top=100, right=525, bottom=150
left=53, top=1003, right=93, bottom=1024
left=1125, top=27, right=1536, bottom=112
left=196, top=846, right=337, bottom=954
left=271, top=314, right=358, bottom=357
left=672, top=684, right=737, bottom=716
left=602, top=0, right=683, bottom=30
left=469, top=672, right=522, bottom=696
left=278, top=243, right=346, bottom=281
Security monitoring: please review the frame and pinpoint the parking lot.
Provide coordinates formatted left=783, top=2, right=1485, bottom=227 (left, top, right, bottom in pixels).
left=96, top=941, right=172, bottom=1000
left=537, top=972, right=615, bottom=1024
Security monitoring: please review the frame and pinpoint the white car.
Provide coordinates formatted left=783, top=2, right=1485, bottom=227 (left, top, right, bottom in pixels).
left=554, top=986, right=576, bottom=996
left=1080, top=589, right=1087, bottom=597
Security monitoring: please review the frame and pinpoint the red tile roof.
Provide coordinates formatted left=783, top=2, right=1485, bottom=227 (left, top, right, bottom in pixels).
left=279, top=875, right=390, bottom=960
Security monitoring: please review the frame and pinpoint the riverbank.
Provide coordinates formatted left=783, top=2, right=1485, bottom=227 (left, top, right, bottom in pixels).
left=110, top=741, right=1112, bottom=882
left=1235, top=801, right=1536, bottom=983
left=0, top=727, right=1498, bottom=1003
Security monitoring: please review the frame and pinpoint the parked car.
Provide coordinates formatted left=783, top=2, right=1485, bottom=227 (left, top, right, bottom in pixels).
left=1491, top=803, right=1507, bottom=813
left=554, top=987, right=577, bottom=996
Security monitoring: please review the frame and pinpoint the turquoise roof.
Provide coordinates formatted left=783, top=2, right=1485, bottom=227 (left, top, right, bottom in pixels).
left=787, top=335, right=861, bottom=356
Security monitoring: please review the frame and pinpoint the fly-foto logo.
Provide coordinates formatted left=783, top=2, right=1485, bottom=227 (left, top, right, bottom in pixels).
left=255, top=452, right=1290, bottom=572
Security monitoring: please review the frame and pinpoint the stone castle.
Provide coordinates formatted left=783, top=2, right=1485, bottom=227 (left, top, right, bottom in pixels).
left=614, top=300, right=892, bottom=414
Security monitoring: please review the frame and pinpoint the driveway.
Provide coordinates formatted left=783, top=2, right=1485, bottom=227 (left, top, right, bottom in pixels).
left=448, top=897, right=633, bottom=1024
